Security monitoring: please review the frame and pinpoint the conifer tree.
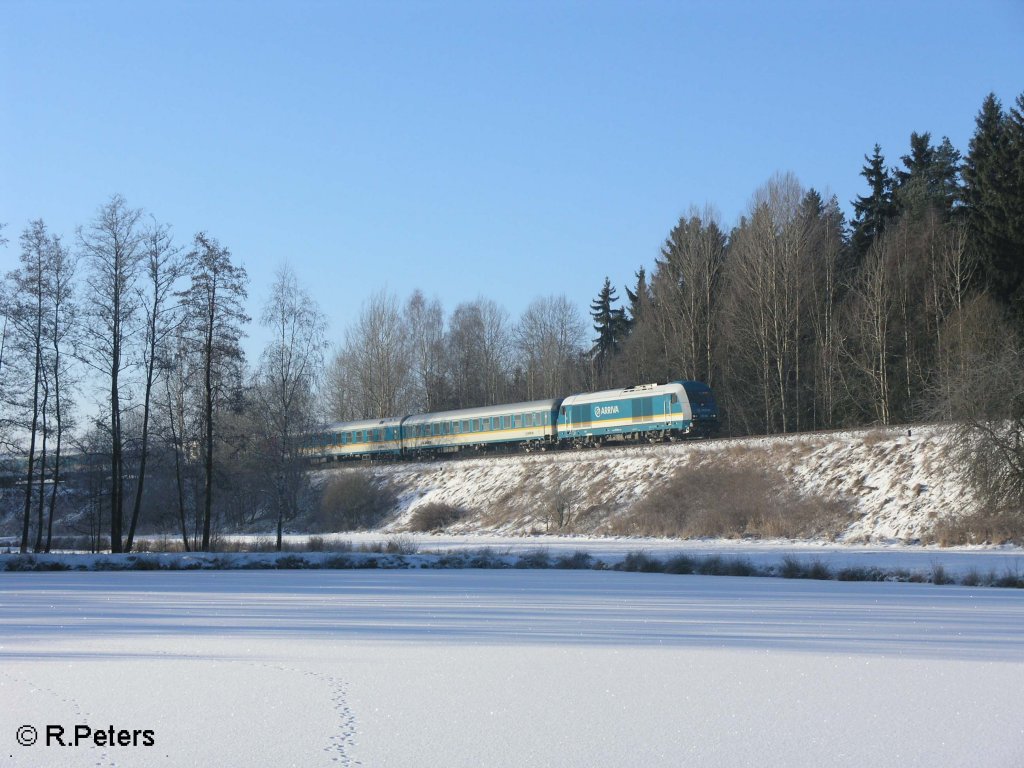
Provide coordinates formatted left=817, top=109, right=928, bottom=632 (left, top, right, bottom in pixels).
left=894, top=132, right=962, bottom=217
left=963, top=92, right=1024, bottom=324
left=589, top=277, right=629, bottom=382
left=851, top=144, right=896, bottom=259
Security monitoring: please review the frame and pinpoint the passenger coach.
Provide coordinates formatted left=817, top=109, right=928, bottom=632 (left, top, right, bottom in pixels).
left=305, top=416, right=404, bottom=461
left=402, top=399, right=561, bottom=456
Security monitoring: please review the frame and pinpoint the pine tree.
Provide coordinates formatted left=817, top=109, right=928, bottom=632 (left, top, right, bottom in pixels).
left=894, top=132, right=962, bottom=218
left=589, top=277, right=629, bottom=381
left=851, top=144, right=896, bottom=259
left=963, top=92, right=1024, bottom=323
left=624, top=266, right=652, bottom=325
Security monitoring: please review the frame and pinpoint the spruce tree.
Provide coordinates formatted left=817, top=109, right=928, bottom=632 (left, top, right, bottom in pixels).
left=894, top=132, right=962, bottom=218
left=851, top=144, right=896, bottom=259
left=624, top=266, right=652, bottom=325
left=963, top=92, right=1024, bottom=324
left=590, top=277, right=629, bottom=380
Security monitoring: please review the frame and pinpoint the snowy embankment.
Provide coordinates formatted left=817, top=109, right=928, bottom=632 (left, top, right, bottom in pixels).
left=2, top=570, right=1023, bottom=767
left=357, top=424, right=971, bottom=541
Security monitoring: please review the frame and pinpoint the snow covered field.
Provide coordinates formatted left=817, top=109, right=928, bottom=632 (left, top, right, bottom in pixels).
left=3, top=570, right=1023, bottom=767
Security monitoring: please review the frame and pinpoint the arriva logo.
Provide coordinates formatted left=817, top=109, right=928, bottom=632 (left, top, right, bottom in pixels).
left=594, top=405, right=620, bottom=417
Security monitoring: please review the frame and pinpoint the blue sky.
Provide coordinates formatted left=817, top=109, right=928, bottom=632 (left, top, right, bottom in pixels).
left=2, top=1, right=1022, bottom=359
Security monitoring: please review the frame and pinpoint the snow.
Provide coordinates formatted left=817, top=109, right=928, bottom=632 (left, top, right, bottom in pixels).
left=330, top=424, right=979, bottom=542
left=3, top=569, right=1023, bottom=767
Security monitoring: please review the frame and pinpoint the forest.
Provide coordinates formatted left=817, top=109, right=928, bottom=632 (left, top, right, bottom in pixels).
left=2, top=91, right=1023, bottom=554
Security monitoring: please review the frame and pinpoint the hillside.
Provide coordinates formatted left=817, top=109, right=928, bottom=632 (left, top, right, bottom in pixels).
left=325, top=424, right=973, bottom=543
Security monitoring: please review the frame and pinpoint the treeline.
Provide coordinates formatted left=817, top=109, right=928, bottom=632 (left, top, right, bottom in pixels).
left=1, top=197, right=326, bottom=554
left=326, top=91, right=1024, bottom=438
left=1, top=91, right=1022, bottom=553
left=592, top=92, right=1024, bottom=437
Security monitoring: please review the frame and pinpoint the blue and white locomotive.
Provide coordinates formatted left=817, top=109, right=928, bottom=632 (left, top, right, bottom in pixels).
left=305, top=380, right=717, bottom=462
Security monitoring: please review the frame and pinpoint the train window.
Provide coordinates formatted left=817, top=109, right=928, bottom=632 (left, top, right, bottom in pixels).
left=514, top=414, right=522, bottom=428
left=670, top=394, right=679, bottom=404
left=462, top=420, right=469, bottom=432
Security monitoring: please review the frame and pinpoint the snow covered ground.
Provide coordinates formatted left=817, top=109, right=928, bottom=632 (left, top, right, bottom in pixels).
left=327, top=424, right=979, bottom=542
left=3, top=569, right=1023, bottom=767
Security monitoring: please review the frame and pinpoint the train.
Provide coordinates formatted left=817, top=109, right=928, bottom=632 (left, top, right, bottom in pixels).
left=303, top=380, right=718, bottom=462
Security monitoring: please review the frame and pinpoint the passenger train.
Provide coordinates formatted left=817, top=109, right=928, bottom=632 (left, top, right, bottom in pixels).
left=304, top=380, right=718, bottom=462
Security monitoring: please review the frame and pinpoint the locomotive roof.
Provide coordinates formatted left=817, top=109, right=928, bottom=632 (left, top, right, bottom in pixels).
left=560, top=381, right=686, bottom=405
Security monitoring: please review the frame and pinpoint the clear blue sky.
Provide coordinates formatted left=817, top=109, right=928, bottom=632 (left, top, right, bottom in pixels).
left=2, top=0, right=1022, bottom=359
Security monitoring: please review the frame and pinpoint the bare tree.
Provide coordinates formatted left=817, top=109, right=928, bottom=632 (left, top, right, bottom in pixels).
left=515, top=295, right=586, bottom=399
left=804, top=194, right=847, bottom=429
left=331, top=289, right=410, bottom=419
left=650, top=205, right=726, bottom=385
left=720, top=174, right=808, bottom=433
left=404, top=291, right=446, bottom=411
left=42, top=233, right=77, bottom=552
left=78, top=195, right=144, bottom=553
left=6, top=221, right=50, bottom=552
left=844, top=235, right=895, bottom=424
left=161, top=326, right=197, bottom=551
left=181, top=232, right=249, bottom=551
left=125, top=219, right=183, bottom=552
left=254, top=264, right=327, bottom=550
left=934, top=295, right=1024, bottom=533
left=446, top=299, right=512, bottom=408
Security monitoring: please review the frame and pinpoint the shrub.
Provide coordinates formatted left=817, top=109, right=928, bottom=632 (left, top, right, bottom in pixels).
left=931, top=564, right=954, bottom=585
left=406, top=502, right=465, bottom=532
left=127, top=556, right=162, bottom=571
left=808, top=560, right=832, bottom=580
left=315, top=471, right=397, bottom=532
left=697, top=556, right=760, bottom=577
left=779, top=555, right=806, bottom=579
left=515, top=549, right=552, bottom=569
left=663, top=554, right=696, bottom=574
left=620, top=551, right=662, bottom=573
left=554, top=550, right=593, bottom=570
left=323, top=554, right=353, bottom=569
left=275, top=554, right=309, bottom=569
left=384, top=535, right=419, bottom=555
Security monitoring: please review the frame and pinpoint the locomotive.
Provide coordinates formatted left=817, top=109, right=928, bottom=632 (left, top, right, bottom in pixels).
left=304, top=380, right=718, bottom=462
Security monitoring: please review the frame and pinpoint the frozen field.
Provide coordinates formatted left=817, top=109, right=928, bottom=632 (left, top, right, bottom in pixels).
left=2, top=570, right=1024, bottom=767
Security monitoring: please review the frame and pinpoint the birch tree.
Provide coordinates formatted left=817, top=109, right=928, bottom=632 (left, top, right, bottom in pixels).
left=78, top=195, right=144, bottom=553
left=125, top=219, right=183, bottom=552
left=254, top=265, right=327, bottom=550
left=181, top=232, right=249, bottom=551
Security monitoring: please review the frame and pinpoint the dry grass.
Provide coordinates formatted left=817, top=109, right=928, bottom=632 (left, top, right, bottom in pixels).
left=927, top=509, right=1024, bottom=546
left=611, top=464, right=853, bottom=540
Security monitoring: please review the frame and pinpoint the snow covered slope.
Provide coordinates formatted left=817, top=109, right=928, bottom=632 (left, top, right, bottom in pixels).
left=338, top=424, right=972, bottom=542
